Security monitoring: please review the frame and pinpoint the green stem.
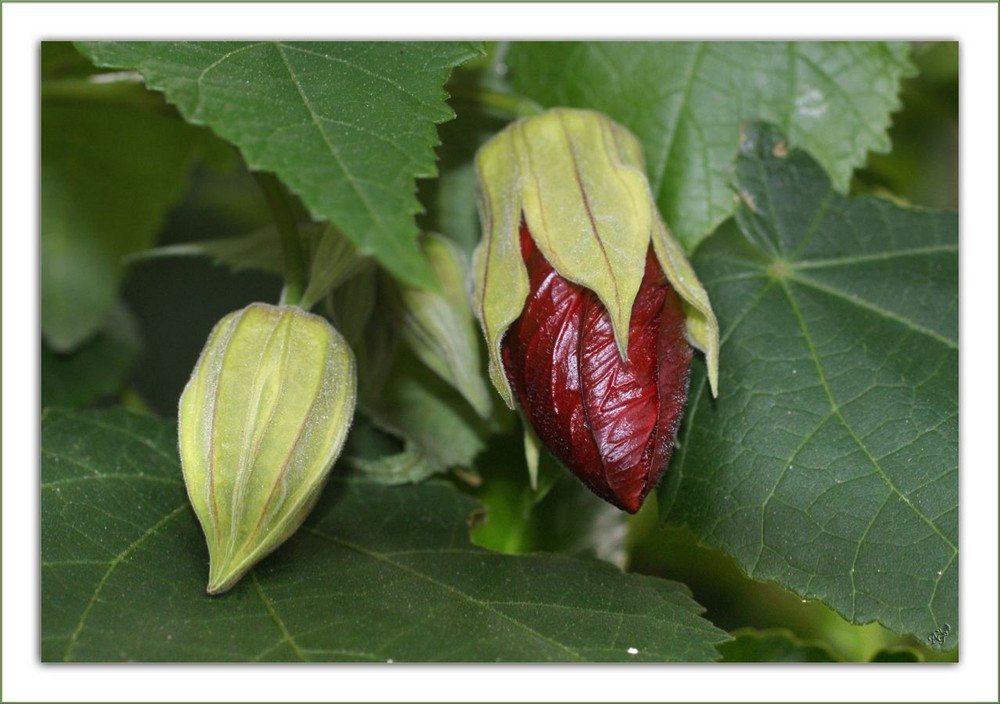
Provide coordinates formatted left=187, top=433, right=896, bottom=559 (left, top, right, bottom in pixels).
left=450, top=87, right=543, bottom=119
left=254, top=172, right=307, bottom=307
left=41, top=75, right=167, bottom=111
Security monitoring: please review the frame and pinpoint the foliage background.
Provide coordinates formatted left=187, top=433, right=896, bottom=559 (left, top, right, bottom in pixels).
left=39, top=40, right=959, bottom=664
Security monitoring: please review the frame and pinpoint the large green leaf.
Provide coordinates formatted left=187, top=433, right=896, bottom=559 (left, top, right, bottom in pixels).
left=659, top=123, right=957, bottom=648
left=41, top=102, right=207, bottom=351
left=76, top=41, right=483, bottom=289
left=506, top=41, right=913, bottom=251
left=41, top=408, right=728, bottom=662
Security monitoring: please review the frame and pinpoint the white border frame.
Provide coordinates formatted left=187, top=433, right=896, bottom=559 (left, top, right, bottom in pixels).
left=5, top=3, right=997, bottom=702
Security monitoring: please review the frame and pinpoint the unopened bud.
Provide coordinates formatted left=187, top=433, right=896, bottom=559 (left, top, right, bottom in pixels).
left=178, top=303, right=356, bottom=594
left=472, top=108, right=719, bottom=512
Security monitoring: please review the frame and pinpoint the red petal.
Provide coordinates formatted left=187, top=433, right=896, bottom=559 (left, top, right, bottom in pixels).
left=502, top=221, right=692, bottom=512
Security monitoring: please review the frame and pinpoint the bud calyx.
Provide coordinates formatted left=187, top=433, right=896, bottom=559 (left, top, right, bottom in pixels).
left=178, top=303, right=356, bottom=594
left=472, top=108, right=719, bottom=512
left=473, top=108, right=718, bottom=408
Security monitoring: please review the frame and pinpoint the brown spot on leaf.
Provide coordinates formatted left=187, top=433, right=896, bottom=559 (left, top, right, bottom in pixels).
left=738, top=190, right=758, bottom=213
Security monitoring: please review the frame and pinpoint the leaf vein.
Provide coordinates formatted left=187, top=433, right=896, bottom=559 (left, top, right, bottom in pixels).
left=303, top=527, right=585, bottom=660
left=271, top=42, right=391, bottom=239
left=62, top=503, right=189, bottom=662
left=779, top=282, right=957, bottom=556
left=251, top=571, right=307, bottom=662
left=788, top=273, right=957, bottom=349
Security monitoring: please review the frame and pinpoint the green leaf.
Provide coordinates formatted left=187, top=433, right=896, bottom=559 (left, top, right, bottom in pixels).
left=506, top=41, right=914, bottom=251
left=718, top=628, right=841, bottom=662
left=41, top=304, right=140, bottom=408
left=41, top=103, right=206, bottom=351
left=136, top=222, right=367, bottom=310
left=41, top=407, right=728, bottom=662
left=132, top=225, right=296, bottom=275
left=659, top=123, right=958, bottom=648
left=76, top=41, right=484, bottom=289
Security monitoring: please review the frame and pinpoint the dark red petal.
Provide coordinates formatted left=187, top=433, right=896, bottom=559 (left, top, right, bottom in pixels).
left=502, top=221, right=692, bottom=512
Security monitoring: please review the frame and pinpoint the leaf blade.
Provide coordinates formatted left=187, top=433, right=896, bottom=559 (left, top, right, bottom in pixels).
left=659, top=123, right=958, bottom=648
left=75, top=41, right=483, bottom=288
left=42, top=407, right=728, bottom=662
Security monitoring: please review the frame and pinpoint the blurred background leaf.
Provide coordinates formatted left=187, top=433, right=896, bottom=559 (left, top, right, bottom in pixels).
left=717, top=628, right=840, bottom=663
left=41, top=303, right=140, bottom=409
left=853, top=42, right=958, bottom=209
left=41, top=100, right=217, bottom=351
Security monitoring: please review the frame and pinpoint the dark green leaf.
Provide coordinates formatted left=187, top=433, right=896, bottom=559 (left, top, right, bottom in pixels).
left=41, top=103, right=206, bottom=350
left=132, top=222, right=366, bottom=298
left=660, top=123, right=957, bottom=648
left=718, top=628, right=840, bottom=662
left=76, top=41, right=484, bottom=288
left=506, top=41, right=913, bottom=251
left=41, top=304, right=140, bottom=408
left=131, top=226, right=290, bottom=275
left=41, top=408, right=728, bottom=662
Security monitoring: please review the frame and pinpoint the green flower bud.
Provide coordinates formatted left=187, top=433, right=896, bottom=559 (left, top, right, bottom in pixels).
left=178, top=303, right=356, bottom=594
left=396, top=233, right=492, bottom=418
left=472, top=107, right=719, bottom=407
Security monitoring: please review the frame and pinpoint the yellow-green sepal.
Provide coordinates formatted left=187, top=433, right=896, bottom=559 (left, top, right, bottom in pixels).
left=472, top=129, right=530, bottom=409
left=398, top=233, right=492, bottom=418
left=523, top=420, right=542, bottom=491
left=513, top=108, right=653, bottom=361
left=652, top=217, right=720, bottom=397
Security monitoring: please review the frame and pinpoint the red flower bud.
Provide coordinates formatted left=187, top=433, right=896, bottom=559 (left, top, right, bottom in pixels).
left=502, top=221, right=692, bottom=513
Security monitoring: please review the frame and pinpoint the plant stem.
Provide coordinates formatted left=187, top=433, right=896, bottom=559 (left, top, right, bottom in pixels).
left=41, top=75, right=168, bottom=111
left=254, top=172, right=307, bottom=307
left=450, top=87, right=543, bottom=119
